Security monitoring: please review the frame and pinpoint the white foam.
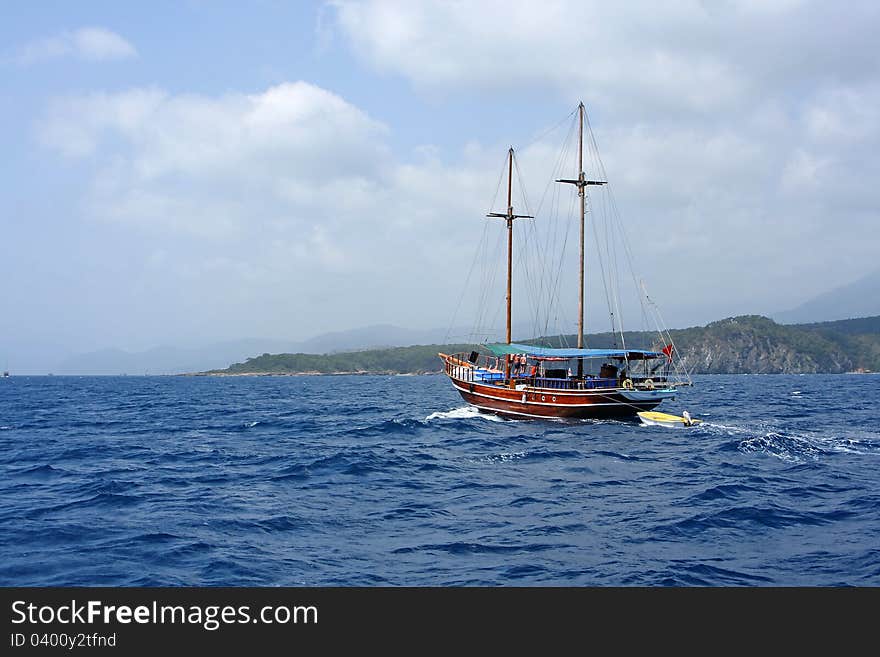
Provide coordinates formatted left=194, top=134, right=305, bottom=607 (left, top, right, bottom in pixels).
left=488, top=451, right=527, bottom=462
left=688, top=415, right=879, bottom=461
left=425, top=406, right=507, bottom=423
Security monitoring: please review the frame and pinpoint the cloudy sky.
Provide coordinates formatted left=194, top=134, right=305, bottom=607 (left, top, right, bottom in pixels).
left=2, top=1, right=878, bottom=366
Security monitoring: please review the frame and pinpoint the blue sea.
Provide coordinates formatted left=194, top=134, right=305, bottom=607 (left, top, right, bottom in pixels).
left=1, top=373, right=878, bottom=586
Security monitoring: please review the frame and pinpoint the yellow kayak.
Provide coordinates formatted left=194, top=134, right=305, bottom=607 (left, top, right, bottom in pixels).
left=637, top=411, right=702, bottom=427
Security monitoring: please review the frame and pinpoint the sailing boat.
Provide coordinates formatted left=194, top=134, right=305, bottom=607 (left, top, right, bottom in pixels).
left=439, top=102, right=690, bottom=419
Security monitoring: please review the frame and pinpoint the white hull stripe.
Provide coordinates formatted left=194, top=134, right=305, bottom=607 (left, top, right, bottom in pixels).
left=452, top=382, right=667, bottom=408
left=450, top=378, right=675, bottom=399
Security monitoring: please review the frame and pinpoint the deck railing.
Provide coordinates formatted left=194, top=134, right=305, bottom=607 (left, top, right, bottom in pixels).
left=442, top=353, right=679, bottom=390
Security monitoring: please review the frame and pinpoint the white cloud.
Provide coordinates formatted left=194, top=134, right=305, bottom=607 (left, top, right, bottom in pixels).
left=325, top=0, right=880, bottom=318
left=15, top=27, right=136, bottom=64
left=38, top=82, right=392, bottom=243
left=331, top=1, right=750, bottom=113
left=33, top=80, right=532, bottom=340
left=804, top=86, right=880, bottom=143
left=330, top=1, right=880, bottom=118
left=36, top=76, right=880, bottom=333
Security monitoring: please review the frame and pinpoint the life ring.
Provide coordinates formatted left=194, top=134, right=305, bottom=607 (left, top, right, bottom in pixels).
left=622, top=379, right=634, bottom=390
left=645, top=379, right=655, bottom=390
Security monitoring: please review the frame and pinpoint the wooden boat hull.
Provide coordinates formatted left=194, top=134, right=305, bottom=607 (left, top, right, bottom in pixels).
left=449, top=377, right=673, bottom=420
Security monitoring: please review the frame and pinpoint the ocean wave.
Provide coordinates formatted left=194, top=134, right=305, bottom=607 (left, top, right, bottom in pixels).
left=10, top=463, right=68, bottom=478
left=425, top=406, right=507, bottom=423
left=3, top=373, right=880, bottom=586
left=649, top=562, right=775, bottom=586
left=738, top=430, right=880, bottom=462
left=662, top=504, right=856, bottom=537
left=343, top=417, right=424, bottom=437
left=392, top=541, right=566, bottom=555
left=688, top=483, right=759, bottom=502
left=703, top=420, right=880, bottom=462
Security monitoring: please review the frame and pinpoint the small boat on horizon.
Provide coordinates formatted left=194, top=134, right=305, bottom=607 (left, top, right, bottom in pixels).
left=439, top=102, right=692, bottom=419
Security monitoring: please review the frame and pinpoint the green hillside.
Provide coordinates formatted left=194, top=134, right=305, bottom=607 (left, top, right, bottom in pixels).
left=215, top=344, right=479, bottom=375
left=206, top=315, right=880, bottom=375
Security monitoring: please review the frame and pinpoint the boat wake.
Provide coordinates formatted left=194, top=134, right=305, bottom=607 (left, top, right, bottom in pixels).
left=425, top=406, right=508, bottom=423
left=701, top=421, right=880, bottom=462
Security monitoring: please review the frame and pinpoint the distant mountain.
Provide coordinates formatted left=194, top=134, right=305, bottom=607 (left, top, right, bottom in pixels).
left=293, top=322, right=533, bottom=353
left=295, top=324, right=454, bottom=354
left=210, top=315, right=880, bottom=376
left=54, top=323, right=527, bottom=375
left=56, top=339, right=302, bottom=375
left=775, top=268, right=880, bottom=324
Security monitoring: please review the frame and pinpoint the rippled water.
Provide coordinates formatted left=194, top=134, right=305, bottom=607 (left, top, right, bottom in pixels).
left=1, top=374, right=878, bottom=586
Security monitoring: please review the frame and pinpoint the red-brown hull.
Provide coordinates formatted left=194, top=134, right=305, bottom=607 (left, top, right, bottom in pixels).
left=450, top=377, right=665, bottom=420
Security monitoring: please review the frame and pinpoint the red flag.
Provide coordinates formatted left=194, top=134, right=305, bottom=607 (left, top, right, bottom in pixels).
left=661, top=344, right=674, bottom=360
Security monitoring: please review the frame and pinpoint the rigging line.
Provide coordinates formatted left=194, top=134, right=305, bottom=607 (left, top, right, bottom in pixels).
left=447, top=203, right=494, bottom=343
left=512, top=151, right=533, bottom=216
left=537, top=184, right=560, bottom=341
left=486, top=148, right=512, bottom=216
left=641, top=283, right=682, bottom=380
left=582, top=123, right=618, bottom=341
left=474, top=151, right=515, bottom=341
left=643, top=285, right=692, bottom=384
left=519, top=106, right=578, bottom=152
left=602, top=188, right=626, bottom=351
left=519, top=224, right=544, bottom=341
left=584, top=113, right=645, bottom=318
left=473, top=223, right=496, bottom=339
left=530, top=157, right=557, bottom=338
left=533, top=115, right=577, bottom=329
left=545, top=188, right=576, bottom=345
left=581, top=112, right=633, bottom=362
left=543, top=189, right=571, bottom=345
left=536, top=167, right=561, bottom=335
left=531, top=111, right=578, bottom=220
left=539, top=115, right=578, bottom=341
left=583, top=110, right=662, bottom=354
left=477, top=227, right=506, bottom=341
left=589, top=192, right=615, bottom=341
left=591, top=184, right=626, bottom=357
left=511, top=153, right=543, bottom=338
left=597, top=190, right=618, bottom=337
left=610, top=192, right=660, bottom=350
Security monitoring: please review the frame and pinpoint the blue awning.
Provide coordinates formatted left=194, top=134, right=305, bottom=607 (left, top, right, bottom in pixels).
left=485, top=342, right=663, bottom=359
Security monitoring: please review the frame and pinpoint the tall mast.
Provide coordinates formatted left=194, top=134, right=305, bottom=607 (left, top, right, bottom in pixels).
left=556, top=102, right=606, bottom=376
left=506, top=149, right=514, bottom=344
left=577, top=102, right=585, bottom=351
left=488, top=148, right=532, bottom=378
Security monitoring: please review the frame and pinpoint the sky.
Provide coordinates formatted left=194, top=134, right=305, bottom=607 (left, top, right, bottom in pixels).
left=2, top=0, right=879, bottom=368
